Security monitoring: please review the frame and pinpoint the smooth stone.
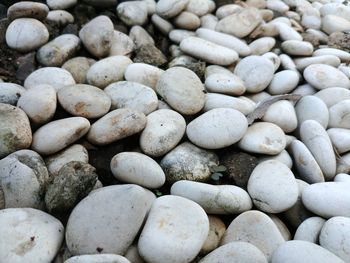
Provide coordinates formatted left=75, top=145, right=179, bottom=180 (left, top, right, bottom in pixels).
left=186, top=108, right=248, bottom=150
left=271, top=240, right=345, bottom=263
left=313, top=48, right=350, bottom=62
left=205, top=73, right=245, bottom=95
left=151, top=14, right=174, bottom=35
left=329, top=100, right=350, bottom=128
left=303, top=64, right=350, bottom=90
left=5, top=18, right=49, bottom=52
left=269, top=214, right=291, bottom=241
left=129, top=25, right=155, bottom=49
left=292, top=84, right=317, bottom=96
left=138, top=195, right=209, bottom=263
left=156, top=0, right=189, bottom=19
left=290, top=140, right=325, bottom=183
left=315, top=87, right=350, bottom=107
left=322, top=15, right=350, bottom=35
left=0, top=104, right=32, bottom=158
left=199, top=241, right=267, bottom=263
left=180, top=37, right=238, bottom=66
left=79, top=16, right=114, bottom=58
left=160, top=142, right=219, bottom=183
left=36, top=34, right=80, bottom=67
left=258, top=149, right=293, bottom=169
left=320, top=3, right=350, bottom=20
left=0, top=208, right=64, bottom=263
left=200, top=216, right=226, bottom=255
left=171, top=181, right=252, bottom=214
left=62, top=57, right=96, bottom=84
left=66, top=185, right=155, bottom=255
left=47, top=0, right=77, bottom=10
left=294, top=55, right=341, bottom=71
left=262, top=52, right=281, bottom=71
left=185, top=0, right=210, bottom=16
left=17, top=84, right=57, bottom=125
left=110, top=152, right=165, bottom=189
left=294, top=217, right=326, bottom=243
left=216, top=7, right=262, bottom=38
left=267, top=70, right=300, bottom=95
left=200, top=14, right=218, bottom=30
left=281, top=40, right=313, bottom=56
left=7, top=2, right=49, bottom=20
left=279, top=53, right=298, bottom=70
left=104, top=81, right=157, bottom=115
left=140, top=109, right=186, bottom=157
left=110, top=30, right=135, bottom=57
left=319, top=216, right=350, bottom=262
left=156, top=67, right=205, bottom=115
left=295, top=95, right=329, bottom=129
left=24, top=67, right=75, bottom=91
left=169, top=29, right=196, bottom=44
left=300, top=120, right=336, bottom=180
left=58, top=84, right=111, bottom=119
left=64, top=254, right=130, bottom=263
left=31, top=117, right=90, bottom=155
left=302, top=182, right=350, bottom=218
left=238, top=122, right=286, bottom=155
left=46, top=10, right=74, bottom=26
left=328, top=128, right=350, bottom=154
left=221, top=210, right=285, bottom=261
left=0, top=83, right=25, bottom=105
left=234, top=56, right=275, bottom=93
left=203, top=93, right=256, bottom=115
left=339, top=64, right=350, bottom=78
left=249, top=37, right=276, bottom=55
left=87, top=109, right=146, bottom=145
left=248, top=160, right=298, bottom=213
left=124, top=63, right=163, bottom=90
left=334, top=173, right=350, bottom=183
left=196, top=28, right=251, bottom=57
left=86, top=56, right=132, bottom=89
left=117, top=1, right=148, bottom=26
left=275, top=22, right=303, bottom=41
left=173, top=11, right=200, bottom=30
left=262, top=100, right=297, bottom=133
left=215, top=4, right=242, bottom=19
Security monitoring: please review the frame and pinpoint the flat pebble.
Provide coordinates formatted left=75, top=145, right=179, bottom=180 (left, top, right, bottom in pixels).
left=327, top=128, right=350, bottom=154
left=173, top=11, right=200, bottom=30
left=151, top=14, right=174, bottom=35
left=281, top=40, right=313, bottom=56
left=329, top=100, right=350, bottom=128
left=109, top=30, right=135, bottom=57
left=7, top=1, right=49, bottom=20
left=46, top=10, right=74, bottom=26
left=64, top=254, right=131, bottom=263
left=117, top=1, right=148, bottom=26
left=267, top=70, right=299, bottom=95
left=294, top=216, right=326, bottom=243
left=62, top=57, right=96, bottom=84
left=156, top=0, right=188, bottom=19
left=313, top=48, right=350, bottom=62
left=314, top=87, right=350, bottom=107
left=0, top=83, right=25, bottom=105
left=47, top=0, right=77, bottom=10
left=249, top=37, right=276, bottom=55
left=322, top=15, right=350, bottom=35
left=205, top=73, right=245, bottom=95
left=124, top=63, right=164, bottom=90
left=294, top=55, right=341, bottom=71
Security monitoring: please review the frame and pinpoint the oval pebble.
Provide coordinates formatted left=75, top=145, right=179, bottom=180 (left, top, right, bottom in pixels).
left=124, top=63, right=164, bottom=90
left=267, top=70, right=300, bottom=95
left=156, top=0, right=189, bottom=19
left=327, top=128, right=350, bottom=154
left=0, top=83, right=25, bottom=105
left=294, top=216, right=326, bottom=243
left=329, top=100, right=350, bottom=128
left=314, top=87, right=350, bottom=108
left=7, top=1, right=49, bottom=20
left=62, top=57, right=96, bottom=84
left=64, top=254, right=131, bottom=263
left=205, top=73, right=245, bottom=95
left=281, top=40, right=313, bottom=56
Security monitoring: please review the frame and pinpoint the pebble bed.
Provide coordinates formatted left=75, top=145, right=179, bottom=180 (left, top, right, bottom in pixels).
left=1, top=0, right=350, bottom=262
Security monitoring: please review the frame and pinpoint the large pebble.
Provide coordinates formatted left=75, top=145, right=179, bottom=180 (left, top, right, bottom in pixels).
left=248, top=160, right=298, bottom=213
left=46, top=10, right=74, bottom=26
left=329, top=100, right=350, bottom=128
left=322, top=15, right=350, bottom=35
left=267, top=70, right=299, bottom=95
left=314, top=87, right=350, bottom=107
left=160, top=142, right=219, bottom=183
left=186, top=108, right=248, bottom=149
left=156, top=67, right=205, bottom=115
left=138, top=195, right=209, bottom=263
left=104, top=81, right=157, bottom=115
left=65, top=254, right=131, bottom=263
left=156, top=0, right=189, bottom=19
left=0, top=83, right=25, bottom=105
left=124, top=63, right=164, bottom=90
left=117, top=1, right=148, bottom=26
left=281, top=40, right=313, bottom=56
left=294, top=55, right=341, bottom=71
left=140, top=109, right=186, bottom=157
left=110, top=152, right=165, bottom=189
left=234, top=56, right=275, bottom=93
left=62, top=57, right=95, bottom=84
left=7, top=1, right=49, bottom=20
left=31, top=117, right=90, bottom=155
left=205, top=73, right=245, bottom=95
left=0, top=208, right=64, bottom=263
left=58, top=84, right=111, bottom=118
left=47, top=0, right=77, bottom=10
left=328, top=128, right=350, bottom=154
left=221, top=210, right=285, bottom=260
left=0, top=104, right=32, bottom=158
left=313, top=48, right=350, bottom=62
left=66, top=185, right=155, bottom=255
left=109, top=30, right=135, bottom=57
left=87, top=109, right=146, bottom=145
left=294, top=216, right=326, bottom=243
left=5, top=18, right=49, bottom=52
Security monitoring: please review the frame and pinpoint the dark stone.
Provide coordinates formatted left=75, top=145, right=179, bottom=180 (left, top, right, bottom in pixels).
left=16, top=52, right=36, bottom=82
left=43, top=19, right=61, bottom=39
left=134, top=44, right=168, bottom=67
left=61, top=23, right=79, bottom=35
left=0, top=4, right=7, bottom=19
left=73, top=4, right=96, bottom=27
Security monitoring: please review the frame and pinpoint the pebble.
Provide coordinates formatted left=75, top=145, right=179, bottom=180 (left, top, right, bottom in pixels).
left=267, top=70, right=300, bottom=95
left=79, top=15, right=114, bottom=58
left=322, top=15, right=350, bottom=35
left=328, top=128, right=350, bottom=154
left=160, top=142, right=219, bottom=183
left=46, top=10, right=74, bottom=26
left=185, top=0, right=211, bottom=16
left=61, top=57, right=95, bottom=84
left=319, top=216, right=350, bottom=262
left=36, top=34, right=81, bottom=67
left=86, top=56, right=132, bottom=89
left=294, top=216, right=326, bottom=243
left=24, top=67, right=76, bottom=91
left=221, top=210, right=285, bottom=261
left=259, top=149, right=293, bottom=169
left=17, top=84, right=57, bottom=125
left=294, top=55, right=341, bottom=71
left=334, top=173, right=350, bottom=183
left=281, top=40, right=313, bottom=56
left=110, top=30, right=135, bottom=57
left=205, top=73, right=245, bottom=95
left=200, top=216, right=226, bottom=254
left=66, top=185, right=155, bottom=255
left=64, top=254, right=131, bottom=263
left=171, top=181, right=252, bottom=214
left=129, top=25, right=155, bottom=48
left=215, top=4, right=242, bottom=19
left=58, top=84, right=111, bottom=118
left=104, top=81, right=157, bottom=115
left=0, top=83, right=25, bottom=105
left=314, top=87, right=350, bottom=108
left=313, top=48, right=350, bottom=62
left=186, top=108, right=248, bottom=149
left=199, top=241, right=267, bottom=263
left=117, top=1, right=148, bottom=26
left=302, top=182, right=350, bottom=218
left=6, top=18, right=49, bottom=52
left=47, top=0, right=77, bottom=10
left=0, top=104, right=32, bottom=158
left=173, top=11, right=200, bottom=30
left=151, top=14, right=174, bottom=35
left=110, top=152, right=165, bottom=188
left=124, top=63, right=164, bottom=90
left=7, top=1, right=49, bottom=21
left=86, top=108, right=146, bottom=145
left=180, top=37, right=238, bottom=66
left=234, top=56, right=275, bottom=93
left=271, top=240, right=345, bottom=263
left=31, top=117, right=90, bottom=155
left=156, top=0, right=189, bottom=19
left=300, top=120, right=336, bottom=180
left=0, top=208, right=64, bottom=263
left=329, top=100, right=350, bottom=129
left=138, top=195, right=209, bottom=263
left=169, top=29, right=195, bottom=44
left=247, top=160, right=298, bottom=213
left=155, top=67, right=205, bottom=115
left=238, top=122, right=286, bottom=155
left=140, top=109, right=186, bottom=157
